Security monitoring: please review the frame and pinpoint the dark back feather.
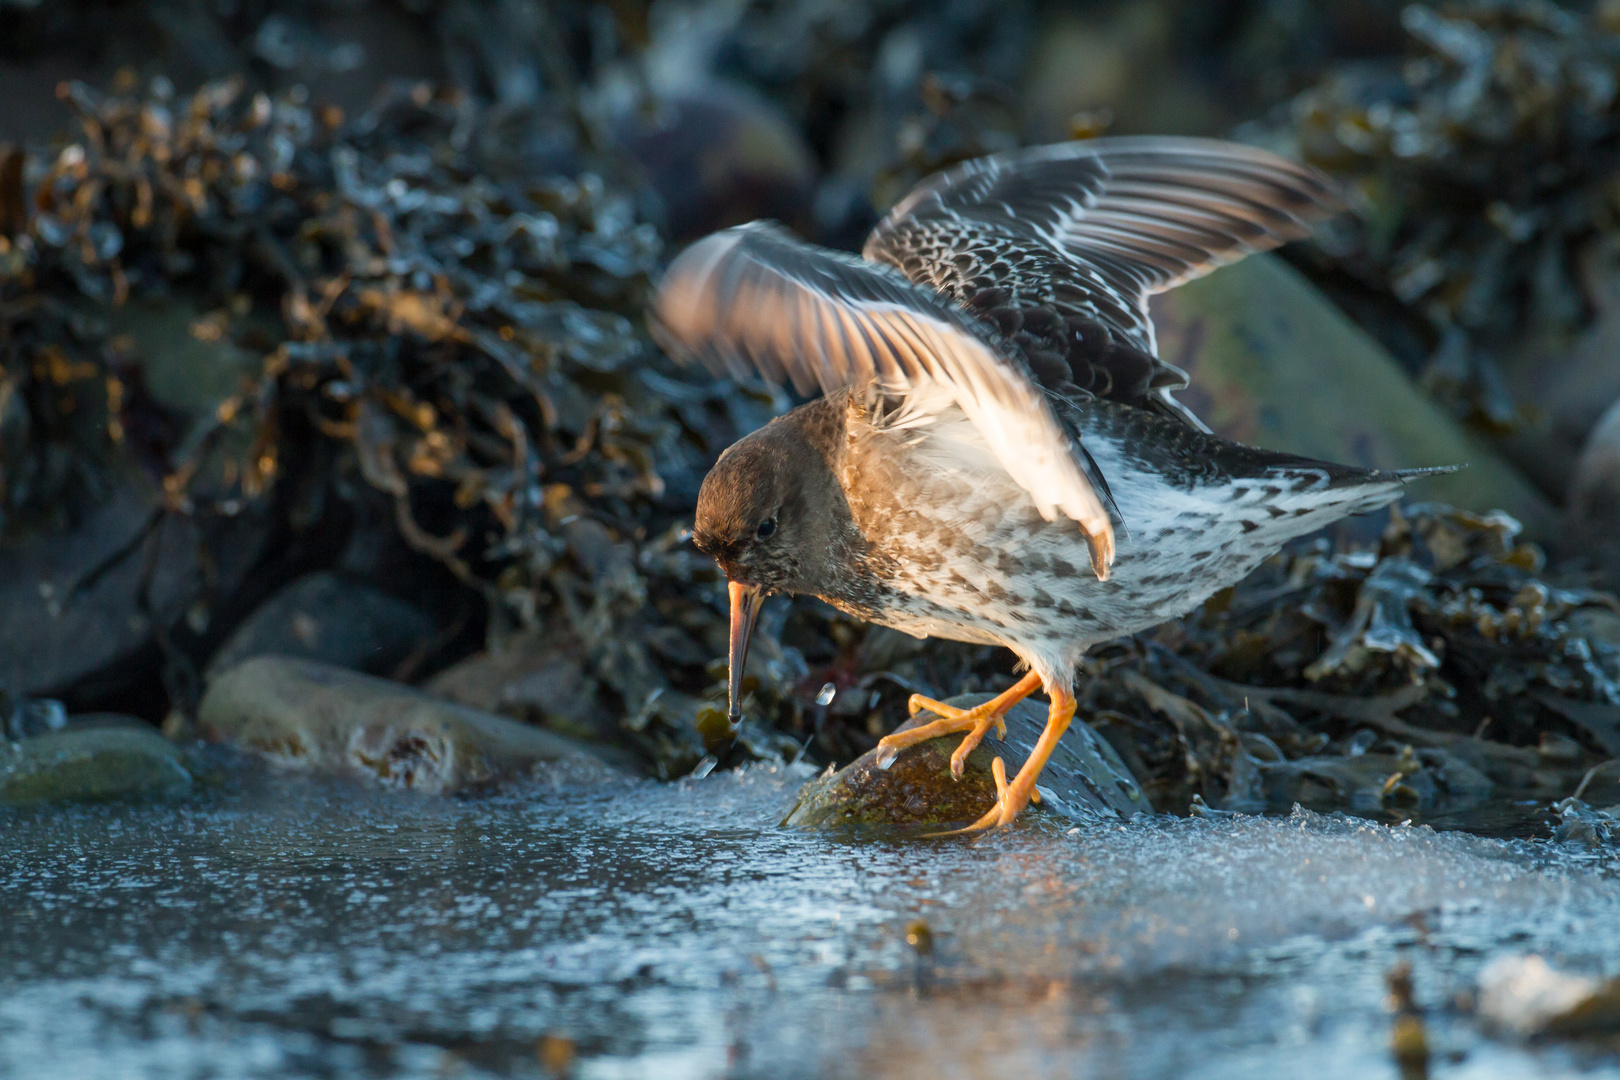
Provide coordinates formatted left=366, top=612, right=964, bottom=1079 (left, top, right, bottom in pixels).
left=863, top=137, right=1341, bottom=426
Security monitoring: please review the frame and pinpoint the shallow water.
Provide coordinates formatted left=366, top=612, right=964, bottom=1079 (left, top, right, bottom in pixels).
left=3, top=761, right=1620, bottom=1079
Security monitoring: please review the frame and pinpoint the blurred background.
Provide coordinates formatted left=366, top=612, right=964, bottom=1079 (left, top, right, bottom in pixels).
left=4, top=0, right=1620, bottom=809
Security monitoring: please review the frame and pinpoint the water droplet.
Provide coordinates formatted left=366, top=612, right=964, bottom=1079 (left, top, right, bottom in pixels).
left=690, top=755, right=718, bottom=780
left=815, top=682, right=836, bottom=706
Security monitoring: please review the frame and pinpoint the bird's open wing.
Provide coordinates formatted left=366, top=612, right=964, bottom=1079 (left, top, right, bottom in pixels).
left=863, top=136, right=1340, bottom=426
left=651, top=220, right=1115, bottom=576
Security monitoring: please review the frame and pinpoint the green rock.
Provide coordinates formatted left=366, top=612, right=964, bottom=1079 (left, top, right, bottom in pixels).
left=0, top=727, right=192, bottom=805
left=1149, top=255, right=1556, bottom=536
left=783, top=694, right=1146, bottom=831
left=199, top=656, right=624, bottom=794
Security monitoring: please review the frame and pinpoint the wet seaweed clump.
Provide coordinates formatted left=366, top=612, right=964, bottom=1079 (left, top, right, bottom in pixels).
left=0, top=71, right=822, bottom=770
left=1261, top=1, right=1620, bottom=460
left=7, top=7, right=1620, bottom=815
left=1076, top=504, right=1620, bottom=824
left=0, top=141, right=133, bottom=535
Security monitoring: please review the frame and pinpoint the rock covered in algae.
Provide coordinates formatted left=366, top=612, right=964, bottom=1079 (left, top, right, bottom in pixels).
left=0, top=726, right=193, bottom=805
left=199, top=656, right=624, bottom=794
left=782, top=693, right=1146, bottom=830
left=1150, top=255, right=1554, bottom=536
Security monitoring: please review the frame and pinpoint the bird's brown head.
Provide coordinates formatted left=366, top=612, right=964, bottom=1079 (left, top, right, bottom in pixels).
left=692, top=408, right=851, bottom=719
left=692, top=415, right=847, bottom=596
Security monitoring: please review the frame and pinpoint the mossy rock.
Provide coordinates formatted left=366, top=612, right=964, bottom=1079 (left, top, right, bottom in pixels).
left=783, top=693, right=1146, bottom=830
left=0, top=727, right=192, bottom=805
left=1150, top=255, right=1555, bottom=536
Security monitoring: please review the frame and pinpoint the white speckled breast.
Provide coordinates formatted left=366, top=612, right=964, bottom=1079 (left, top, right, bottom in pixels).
left=825, top=402, right=1404, bottom=685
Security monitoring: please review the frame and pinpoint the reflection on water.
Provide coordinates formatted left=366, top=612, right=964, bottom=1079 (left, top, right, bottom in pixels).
left=2, top=761, right=1619, bottom=1079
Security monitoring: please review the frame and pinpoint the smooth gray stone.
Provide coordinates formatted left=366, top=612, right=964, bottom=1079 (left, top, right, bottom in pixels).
left=200, top=656, right=627, bottom=794
left=206, top=571, right=436, bottom=679
left=0, top=477, right=267, bottom=697
left=1567, top=397, right=1620, bottom=577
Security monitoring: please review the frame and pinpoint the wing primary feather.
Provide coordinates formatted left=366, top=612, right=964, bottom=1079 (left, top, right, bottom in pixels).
left=650, top=221, right=1119, bottom=574
left=865, top=135, right=1340, bottom=373
left=1075, top=437, right=1126, bottom=539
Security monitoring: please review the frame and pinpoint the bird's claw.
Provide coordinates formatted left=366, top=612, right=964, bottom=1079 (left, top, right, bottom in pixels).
left=947, top=712, right=1005, bottom=779
left=929, top=689, right=1076, bottom=837
left=929, top=756, right=1022, bottom=836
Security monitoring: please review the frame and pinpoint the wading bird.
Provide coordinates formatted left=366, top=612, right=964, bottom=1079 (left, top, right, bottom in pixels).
left=652, top=137, right=1449, bottom=832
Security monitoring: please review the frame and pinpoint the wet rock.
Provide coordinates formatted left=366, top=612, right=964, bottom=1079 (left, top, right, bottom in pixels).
left=2, top=694, right=67, bottom=740
left=199, top=656, right=621, bottom=794
left=1553, top=799, right=1620, bottom=847
left=104, top=298, right=262, bottom=426
left=424, top=627, right=602, bottom=737
left=206, top=572, right=436, bottom=680
left=617, top=82, right=817, bottom=244
left=1237, top=746, right=1493, bottom=816
left=57, top=712, right=152, bottom=733
left=783, top=694, right=1146, bottom=830
left=0, top=476, right=269, bottom=699
left=1149, top=255, right=1556, bottom=536
left=2, top=690, right=154, bottom=741
left=1478, top=954, right=1620, bottom=1039
left=1500, top=316, right=1620, bottom=501
left=0, top=726, right=192, bottom=805
left=1566, top=397, right=1620, bottom=577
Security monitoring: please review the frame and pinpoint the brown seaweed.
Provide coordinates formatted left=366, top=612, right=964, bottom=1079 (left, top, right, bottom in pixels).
left=1261, top=1, right=1620, bottom=435
left=3, top=8, right=1619, bottom=814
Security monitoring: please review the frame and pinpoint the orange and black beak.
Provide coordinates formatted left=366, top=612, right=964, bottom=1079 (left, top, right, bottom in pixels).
left=727, top=581, right=765, bottom=722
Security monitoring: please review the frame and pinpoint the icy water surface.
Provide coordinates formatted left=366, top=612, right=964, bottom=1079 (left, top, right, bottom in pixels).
left=3, top=762, right=1620, bottom=1079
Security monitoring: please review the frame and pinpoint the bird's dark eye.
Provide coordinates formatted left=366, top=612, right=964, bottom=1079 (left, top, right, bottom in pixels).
left=756, top=517, right=776, bottom=539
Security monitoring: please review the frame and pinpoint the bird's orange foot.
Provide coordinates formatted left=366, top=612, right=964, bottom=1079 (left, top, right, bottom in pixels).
left=933, top=687, right=1077, bottom=836
left=873, top=672, right=1041, bottom=774
left=946, top=756, right=1023, bottom=833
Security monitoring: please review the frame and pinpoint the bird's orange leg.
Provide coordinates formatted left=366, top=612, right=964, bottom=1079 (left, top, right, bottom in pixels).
left=946, top=683, right=1076, bottom=834
left=874, top=671, right=1043, bottom=776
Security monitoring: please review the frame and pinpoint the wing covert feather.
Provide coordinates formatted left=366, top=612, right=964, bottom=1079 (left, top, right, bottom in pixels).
left=864, top=136, right=1340, bottom=424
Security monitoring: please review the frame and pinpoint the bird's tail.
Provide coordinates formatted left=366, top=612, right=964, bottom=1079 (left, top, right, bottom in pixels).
left=1231, top=460, right=1464, bottom=546
left=1387, top=464, right=1467, bottom=482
